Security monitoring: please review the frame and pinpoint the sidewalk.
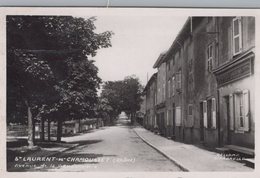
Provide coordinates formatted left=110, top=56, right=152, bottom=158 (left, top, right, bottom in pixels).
left=133, top=126, right=253, bottom=172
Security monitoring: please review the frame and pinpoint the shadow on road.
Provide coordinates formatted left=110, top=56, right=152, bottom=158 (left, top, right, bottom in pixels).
left=67, top=139, right=102, bottom=146
left=7, top=138, right=28, bottom=148
left=6, top=138, right=114, bottom=172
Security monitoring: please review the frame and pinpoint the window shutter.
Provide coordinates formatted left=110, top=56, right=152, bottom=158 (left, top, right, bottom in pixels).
left=203, top=101, right=207, bottom=128
left=229, top=94, right=234, bottom=130
left=243, top=90, right=250, bottom=131
left=212, top=98, right=217, bottom=129
left=175, top=107, right=181, bottom=126
left=238, top=17, right=242, bottom=52
left=234, top=93, right=240, bottom=130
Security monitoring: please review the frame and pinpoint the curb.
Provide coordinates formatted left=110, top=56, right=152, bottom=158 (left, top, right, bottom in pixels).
left=133, top=128, right=189, bottom=172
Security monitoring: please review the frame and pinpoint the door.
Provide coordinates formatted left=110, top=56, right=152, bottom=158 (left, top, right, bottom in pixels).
left=200, top=102, right=204, bottom=142
left=225, top=96, right=232, bottom=144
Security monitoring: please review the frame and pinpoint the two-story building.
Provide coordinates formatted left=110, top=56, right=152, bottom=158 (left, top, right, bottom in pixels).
left=213, top=17, right=255, bottom=151
left=143, top=16, right=255, bottom=153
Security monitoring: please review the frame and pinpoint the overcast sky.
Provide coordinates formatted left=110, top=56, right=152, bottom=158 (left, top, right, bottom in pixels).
left=91, top=14, right=187, bottom=86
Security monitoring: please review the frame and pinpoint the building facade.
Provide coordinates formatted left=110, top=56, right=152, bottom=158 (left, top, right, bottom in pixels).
left=153, top=53, right=167, bottom=135
left=143, top=16, right=255, bottom=152
left=213, top=17, right=255, bottom=149
left=143, top=73, right=157, bottom=130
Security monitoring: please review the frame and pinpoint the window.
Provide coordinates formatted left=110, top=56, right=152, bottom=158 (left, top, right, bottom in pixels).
left=232, top=17, right=242, bottom=55
left=207, top=43, right=214, bottom=71
left=212, top=98, right=217, bottom=128
left=203, top=101, right=207, bottom=128
left=176, top=71, right=182, bottom=91
left=162, top=83, right=166, bottom=100
left=170, top=58, right=173, bottom=68
left=233, top=90, right=250, bottom=131
left=154, top=114, right=157, bottom=127
left=167, top=109, right=171, bottom=126
left=168, top=79, right=171, bottom=98
left=172, top=54, right=176, bottom=66
left=175, top=106, right=181, bottom=126
left=172, top=76, right=175, bottom=96
left=167, top=61, right=171, bottom=71
left=154, top=92, right=157, bottom=105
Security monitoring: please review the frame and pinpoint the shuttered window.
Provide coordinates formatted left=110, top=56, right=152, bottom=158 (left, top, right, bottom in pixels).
left=234, top=90, right=250, bottom=132
left=212, top=98, right=217, bottom=129
left=168, top=80, right=171, bottom=98
left=203, top=101, right=207, bottom=128
left=232, top=17, right=242, bottom=55
left=172, top=76, right=175, bottom=96
left=176, top=72, right=182, bottom=91
left=175, top=106, right=181, bottom=126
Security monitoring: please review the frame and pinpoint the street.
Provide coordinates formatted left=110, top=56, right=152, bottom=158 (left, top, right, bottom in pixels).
left=37, top=119, right=181, bottom=171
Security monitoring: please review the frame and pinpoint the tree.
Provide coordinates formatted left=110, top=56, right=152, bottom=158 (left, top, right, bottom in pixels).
left=96, top=97, right=113, bottom=125
left=99, top=75, right=143, bottom=124
left=99, top=81, right=125, bottom=124
left=7, top=16, right=113, bottom=146
left=121, top=76, right=143, bottom=124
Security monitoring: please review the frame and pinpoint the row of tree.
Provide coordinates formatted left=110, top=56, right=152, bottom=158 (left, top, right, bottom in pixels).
left=98, top=76, right=144, bottom=124
left=7, top=16, right=113, bottom=147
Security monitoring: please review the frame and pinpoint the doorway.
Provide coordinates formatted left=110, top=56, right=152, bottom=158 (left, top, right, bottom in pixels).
left=225, top=96, right=231, bottom=144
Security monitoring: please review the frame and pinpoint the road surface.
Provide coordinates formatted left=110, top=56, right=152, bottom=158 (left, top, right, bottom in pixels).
left=42, top=119, right=182, bottom=171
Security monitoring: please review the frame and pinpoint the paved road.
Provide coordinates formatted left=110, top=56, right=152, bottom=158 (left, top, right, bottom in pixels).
left=44, top=119, right=182, bottom=171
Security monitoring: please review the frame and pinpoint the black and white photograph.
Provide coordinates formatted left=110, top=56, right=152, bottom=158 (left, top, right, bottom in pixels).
left=1, top=8, right=258, bottom=175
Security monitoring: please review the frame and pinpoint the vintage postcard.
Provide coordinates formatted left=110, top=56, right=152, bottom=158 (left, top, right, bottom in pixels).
left=0, top=7, right=259, bottom=178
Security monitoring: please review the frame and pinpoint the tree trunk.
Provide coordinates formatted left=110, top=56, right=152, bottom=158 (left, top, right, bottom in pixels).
left=41, top=117, right=45, bottom=141
left=48, top=118, right=51, bottom=141
left=56, top=119, right=62, bottom=142
left=78, top=118, right=81, bottom=132
left=25, top=100, right=34, bottom=147
left=33, top=119, right=36, bottom=142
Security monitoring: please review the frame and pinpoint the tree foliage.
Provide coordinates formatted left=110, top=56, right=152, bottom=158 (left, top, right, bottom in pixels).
left=7, top=15, right=113, bottom=143
left=99, top=75, right=143, bottom=124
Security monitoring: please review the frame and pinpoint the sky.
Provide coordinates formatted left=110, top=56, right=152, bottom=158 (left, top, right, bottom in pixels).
left=89, top=14, right=187, bottom=86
